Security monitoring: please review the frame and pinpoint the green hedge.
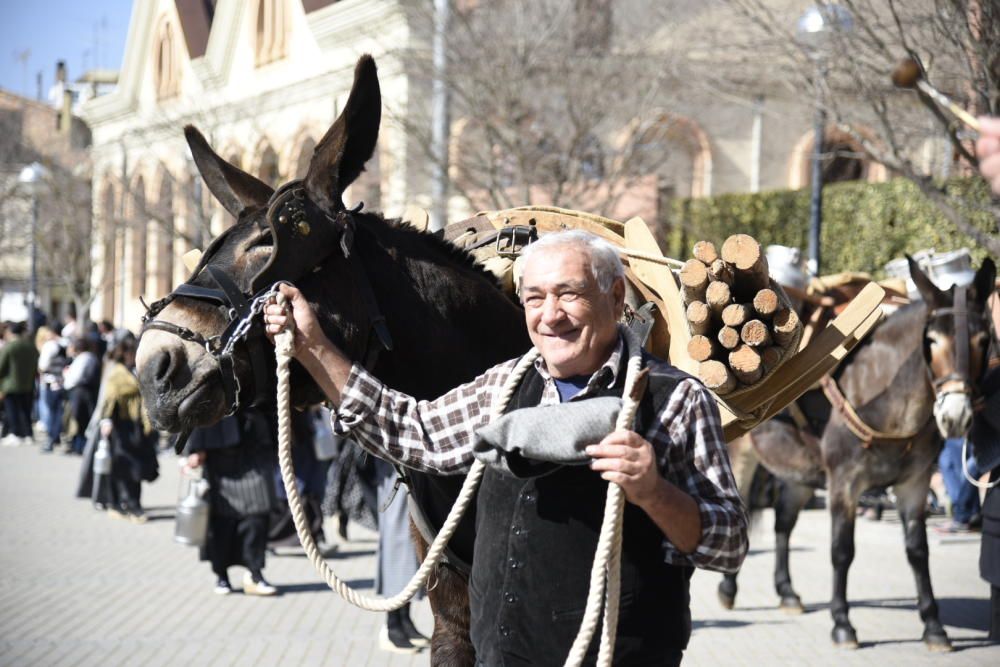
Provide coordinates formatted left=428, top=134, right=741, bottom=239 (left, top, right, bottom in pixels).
left=661, top=177, right=996, bottom=276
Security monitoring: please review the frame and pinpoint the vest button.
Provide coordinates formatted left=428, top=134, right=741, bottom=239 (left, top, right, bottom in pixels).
left=512, top=526, right=522, bottom=536
left=499, top=624, right=511, bottom=637
left=522, top=491, right=536, bottom=502
left=505, top=592, right=518, bottom=604
left=508, top=557, right=521, bottom=569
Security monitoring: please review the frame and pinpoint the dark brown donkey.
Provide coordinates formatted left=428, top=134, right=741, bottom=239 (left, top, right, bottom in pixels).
left=718, top=257, right=995, bottom=650
left=136, top=56, right=529, bottom=665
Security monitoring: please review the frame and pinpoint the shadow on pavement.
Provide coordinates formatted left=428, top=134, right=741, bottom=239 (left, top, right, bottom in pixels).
left=269, top=548, right=376, bottom=559
left=278, top=578, right=374, bottom=594
left=856, top=636, right=992, bottom=653
left=745, top=546, right=813, bottom=557
left=693, top=618, right=784, bottom=630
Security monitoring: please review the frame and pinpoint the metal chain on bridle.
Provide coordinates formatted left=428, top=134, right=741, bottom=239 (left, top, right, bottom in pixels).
left=274, top=304, right=645, bottom=666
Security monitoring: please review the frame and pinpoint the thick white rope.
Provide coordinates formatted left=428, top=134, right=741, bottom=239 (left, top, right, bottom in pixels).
left=274, top=290, right=643, bottom=663
left=566, top=327, right=644, bottom=667
left=962, top=437, right=1000, bottom=490
left=274, top=295, right=537, bottom=611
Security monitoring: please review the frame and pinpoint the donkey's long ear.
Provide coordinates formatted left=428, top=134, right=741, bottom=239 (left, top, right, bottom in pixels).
left=304, top=55, right=381, bottom=212
left=185, top=125, right=274, bottom=218
left=907, top=254, right=946, bottom=307
left=971, top=257, right=996, bottom=307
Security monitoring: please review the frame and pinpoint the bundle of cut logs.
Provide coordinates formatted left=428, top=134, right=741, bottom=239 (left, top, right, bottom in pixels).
left=679, top=234, right=803, bottom=396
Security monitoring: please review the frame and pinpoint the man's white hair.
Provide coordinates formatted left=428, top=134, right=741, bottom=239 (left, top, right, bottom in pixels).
left=520, top=230, right=624, bottom=292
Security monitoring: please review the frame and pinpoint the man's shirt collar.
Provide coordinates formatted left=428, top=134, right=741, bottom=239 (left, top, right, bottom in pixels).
left=532, top=327, right=624, bottom=398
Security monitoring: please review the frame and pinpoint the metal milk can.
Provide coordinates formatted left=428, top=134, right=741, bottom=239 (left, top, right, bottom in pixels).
left=93, top=420, right=113, bottom=476
left=174, top=471, right=210, bottom=547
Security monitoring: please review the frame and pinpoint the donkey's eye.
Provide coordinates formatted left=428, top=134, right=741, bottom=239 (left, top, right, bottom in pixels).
left=246, top=229, right=273, bottom=250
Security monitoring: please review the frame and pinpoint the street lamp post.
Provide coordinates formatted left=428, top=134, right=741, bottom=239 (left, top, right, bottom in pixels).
left=796, top=4, right=853, bottom=277
left=17, top=162, right=48, bottom=333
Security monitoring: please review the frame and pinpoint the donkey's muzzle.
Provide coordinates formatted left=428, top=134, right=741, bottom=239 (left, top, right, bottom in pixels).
left=933, top=392, right=973, bottom=439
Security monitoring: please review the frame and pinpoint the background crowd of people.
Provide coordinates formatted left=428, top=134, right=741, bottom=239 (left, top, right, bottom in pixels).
left=0, top=312, right=431, bottom=654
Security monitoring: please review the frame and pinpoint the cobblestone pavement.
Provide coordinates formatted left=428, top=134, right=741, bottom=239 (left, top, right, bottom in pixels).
left=0, top=442, right=996, bottom=665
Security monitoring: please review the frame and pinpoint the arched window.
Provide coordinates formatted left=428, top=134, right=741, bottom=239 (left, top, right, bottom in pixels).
left=294, top=136, right=317, bottom=178
left=155, top=20, right=180, bottom=99
left=129, top=177, right=148, bottom=299
left=257, top=143, right=280, bottom=185
left=256, top=0, right=289, bottom=66
left=157, top=175, right=175, bottom=295
left=629, top=114, right=713, bottom=199
left=787, top=125, right=884, bottom=189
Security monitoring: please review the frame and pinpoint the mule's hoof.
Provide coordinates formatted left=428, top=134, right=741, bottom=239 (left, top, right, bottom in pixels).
left=923, top=630, right=952, bottom=652
left=831, top=625, right=859, bottom=649
left=779, top=595, right=804, bottom=614
left=717, top=588, right=735, bottom=610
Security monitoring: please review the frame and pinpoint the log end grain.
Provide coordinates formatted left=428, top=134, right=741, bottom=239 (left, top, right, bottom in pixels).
left=687, top=335, right=719, bottom=362
left=740, top=319, right=773, bottom=347
left=729, top=343, right=763, bottom=385
left=752, top=288, right=779, bottom=319
left=692, top=240, right=719, bottom=266
left=721, top=303, right=751, bottom=328
left=706, top=281, right=732, bottom=314
left=699, top=360, right=736, bottom=395
left=718, top=326, right=741, bottom=350
left=680, top=259, right=710, bottom=305
left=686, top=301, right=711, bottom=335
left=773, top=307, right=802, bottom=348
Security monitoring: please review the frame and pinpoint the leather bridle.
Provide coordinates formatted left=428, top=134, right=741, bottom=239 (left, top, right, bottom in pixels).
left=925, top=285, right=986, bottom=399
left=820, top=284, right=988, bottom=447
left=140, top=180, right=394, bottom=440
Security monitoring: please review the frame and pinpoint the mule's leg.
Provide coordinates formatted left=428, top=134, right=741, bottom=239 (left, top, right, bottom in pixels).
left=894, top=475, right=952, bottom=651
left=411, top=524, right=475, bottom=666
left=774, top=480, right=813, bottom=613
left=828, top=477, right=860, bottom=648
left=718, top=433, right=758, bottom=610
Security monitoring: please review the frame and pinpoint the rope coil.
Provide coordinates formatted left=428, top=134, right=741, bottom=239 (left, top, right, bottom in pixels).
left=275, top=293, right=644, bottom=665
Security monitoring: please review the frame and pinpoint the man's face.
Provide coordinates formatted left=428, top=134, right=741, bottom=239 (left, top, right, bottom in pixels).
left=520, top=245, right=624, bottom=379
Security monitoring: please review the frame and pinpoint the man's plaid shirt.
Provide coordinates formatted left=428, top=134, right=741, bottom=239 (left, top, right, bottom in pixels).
left=333, top=333, right=748, bottom=573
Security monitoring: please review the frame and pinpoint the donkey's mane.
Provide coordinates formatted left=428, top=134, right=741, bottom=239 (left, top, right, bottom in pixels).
left=362, top=211, right=506, bottom=291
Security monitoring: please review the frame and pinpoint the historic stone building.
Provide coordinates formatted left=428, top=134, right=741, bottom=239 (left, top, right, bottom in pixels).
left=82, top=0, right=418, bottom=329
left=82, top=0, right=911, bottom=330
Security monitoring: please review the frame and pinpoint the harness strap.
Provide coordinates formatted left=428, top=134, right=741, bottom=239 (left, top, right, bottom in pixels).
left=953, top=285, right=970, bottom=386
left=346, top=249, right=394, bottom=369
left=819, top=374, right=923, bottom=447
left=206, top=265, right=250, bottom=314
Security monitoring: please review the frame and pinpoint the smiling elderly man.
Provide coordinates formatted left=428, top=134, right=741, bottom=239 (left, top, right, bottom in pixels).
left=264, top=230, right=747, bottom=665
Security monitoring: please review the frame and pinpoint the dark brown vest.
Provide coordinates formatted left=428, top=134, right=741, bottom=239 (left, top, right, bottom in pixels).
left=470, top=354, right=694, bottom=666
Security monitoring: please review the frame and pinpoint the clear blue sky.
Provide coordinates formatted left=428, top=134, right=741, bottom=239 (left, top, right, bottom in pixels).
left=0, top=1, right=133, bottom=99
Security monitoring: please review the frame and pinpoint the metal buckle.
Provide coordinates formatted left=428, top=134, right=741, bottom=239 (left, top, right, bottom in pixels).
left=494, top=225, right=537, bottom=258
left=204, top=336, right=222, bottom=353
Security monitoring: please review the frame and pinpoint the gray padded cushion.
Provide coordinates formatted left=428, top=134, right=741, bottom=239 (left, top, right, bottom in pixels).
left=473, top=396, right=622, bottom=478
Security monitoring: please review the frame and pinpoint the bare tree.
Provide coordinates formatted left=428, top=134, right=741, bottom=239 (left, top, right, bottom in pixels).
left=393, top=0, right=696, bottom=219
left=0, top=101, right=95, bottom=324
left=717, top=0, right=1000, bottom=255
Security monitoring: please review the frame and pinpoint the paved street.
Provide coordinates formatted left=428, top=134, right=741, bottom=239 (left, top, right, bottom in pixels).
left=0, top=442, right=996, bottom=666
